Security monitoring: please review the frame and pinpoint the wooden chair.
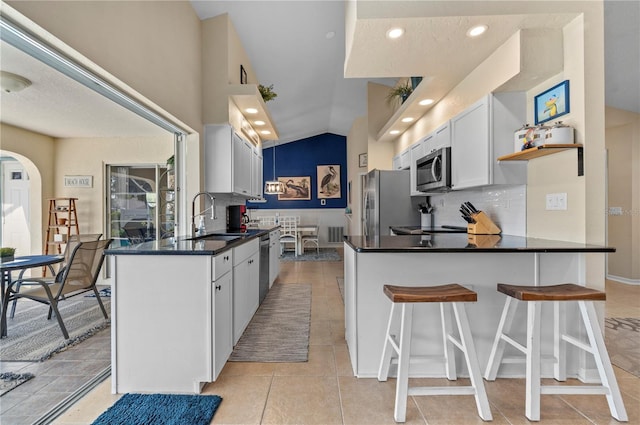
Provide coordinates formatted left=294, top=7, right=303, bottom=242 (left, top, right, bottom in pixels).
left=300, top=227, right=319, bottom=254
left=484, top=283, right=627, bottom=422
left=279, top=216, right=298, bottom=256
left=378, top=284, right=492, bottom=422
left=9, top=233, right=103, bottom=319
left=1, top=239, right=112, bottom=339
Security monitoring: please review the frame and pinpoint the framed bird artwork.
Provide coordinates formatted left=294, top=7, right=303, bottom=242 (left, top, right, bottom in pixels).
left=317, top=165, right=341, bottom=199
left=277, top=176, right=311, bottom=200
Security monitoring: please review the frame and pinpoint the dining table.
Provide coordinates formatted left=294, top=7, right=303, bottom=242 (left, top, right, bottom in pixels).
left=0, top=254, right=64, bottom=337
left=296, top=224, right=319, bottom=255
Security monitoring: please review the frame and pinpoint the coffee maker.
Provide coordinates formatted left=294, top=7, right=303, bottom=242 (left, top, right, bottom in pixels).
left=227, top=205, right=249, bottom=232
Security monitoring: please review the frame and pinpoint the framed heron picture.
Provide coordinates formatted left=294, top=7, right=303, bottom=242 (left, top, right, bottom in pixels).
left=317, top=165, right=341, bottom=199
left=277, top=176, right=311, bottom=200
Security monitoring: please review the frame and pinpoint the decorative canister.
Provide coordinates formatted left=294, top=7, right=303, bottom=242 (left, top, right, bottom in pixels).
left=514, top=124, right=534, bottom=152
left=545, top=121, right=574, bottom=144
left=533, top=124, right=551, bottom=147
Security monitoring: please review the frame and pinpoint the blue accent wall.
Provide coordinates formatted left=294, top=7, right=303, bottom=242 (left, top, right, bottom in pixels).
left=250, top=133, right=347, bottom=209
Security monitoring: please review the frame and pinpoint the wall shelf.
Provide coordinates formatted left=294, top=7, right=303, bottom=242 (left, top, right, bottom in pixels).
left=227, top=84, right=279, bottom=141
left=498, top=144, right=584, bottom=176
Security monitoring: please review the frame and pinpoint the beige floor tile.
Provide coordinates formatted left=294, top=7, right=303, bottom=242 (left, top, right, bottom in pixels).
left=262, top=376, right=342, bottom=424
left=310, top=319, right=334, bottom=345
left=203, top=375, right=272, bottom=424
left=274, top=344, right=336, bottom=376
left=334, top=344, right=354, bottom=377
left=561, top=392, right=640, bottom=424
left=52, top=378, right=120, bottom=425
left=338, top=376, right=426, bottom=424
left=412, top=393, right=509, bottom=424
left=219, top=361, right=276, bottom=377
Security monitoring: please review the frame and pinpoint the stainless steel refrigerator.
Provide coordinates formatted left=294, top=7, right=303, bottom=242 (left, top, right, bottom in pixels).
left=363, top=169, right=421, bottom=237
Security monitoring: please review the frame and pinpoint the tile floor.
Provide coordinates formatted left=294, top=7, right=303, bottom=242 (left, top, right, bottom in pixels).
left=12, top=256, right=640, bottom=424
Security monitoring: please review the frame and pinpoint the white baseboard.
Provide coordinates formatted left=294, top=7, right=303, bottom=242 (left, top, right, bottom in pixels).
left=607, top=274, right=640, bottom=285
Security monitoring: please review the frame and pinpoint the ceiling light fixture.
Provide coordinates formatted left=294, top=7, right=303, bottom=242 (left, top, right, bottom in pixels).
left=245, top=107, right=258, bottom=114
left=326, top=31, right=336, bottom=39
left=386, top=27, right=404, bottom=39
left=0, top=70, right=32, bottom=93
left=390, top=130, right=401, bottom=135
left=254, top=120, right=265, bottom=126
left=264, top=142, right=284, bottom=195
left=419, top=98, right=434, bottom=106
left=467, top=25, right=488, bottom=38
left=260, top=130, right=271, bottom=135
left=401, top=117, right=414, bottom=123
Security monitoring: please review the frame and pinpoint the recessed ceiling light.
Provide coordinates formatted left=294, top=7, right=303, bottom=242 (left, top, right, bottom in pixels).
left=260, top=130, right=271, bottom=135
left=0, top=71, right=32, bottom=93
left=254, top=120, right=265, bottom=126
left=245, top=108, right=258, bottom=114
left=326, top=31, right=336, bottom=39
left=390, top=130, right=401, bottom=135
left=401, top=117, right=414, bottom=123
left=419, top=98, right=434, bottom=106
left=467, top=25, right=488, bottom=38
left=386, top=28, right=404, bottom=39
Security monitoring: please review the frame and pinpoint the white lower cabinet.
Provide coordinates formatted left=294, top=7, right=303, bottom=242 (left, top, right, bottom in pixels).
left=232, top=239, right=259, bottom=345
left=212, top=253, right=233, bottom=380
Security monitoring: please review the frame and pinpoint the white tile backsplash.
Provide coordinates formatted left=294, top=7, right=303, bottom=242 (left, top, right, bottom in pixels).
left=429, top=185, right=527, bottom=236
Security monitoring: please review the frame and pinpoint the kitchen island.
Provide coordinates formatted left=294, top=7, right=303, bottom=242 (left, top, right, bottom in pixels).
left=343, top=234, right=614, bottom=380
left=106, top=227, right=278, bottom=394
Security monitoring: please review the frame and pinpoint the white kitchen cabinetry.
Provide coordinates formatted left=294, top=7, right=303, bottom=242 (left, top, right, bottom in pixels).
left=212, top=252, right=233, bottom=380
left=251, top=146, right=263, bottom=199
left=205, top=124, right=261, bottom=198
left=432, top=121, right=451, bottom=151
left=232, top=238, right=259, bottom=344
left=111, top=251, right=234, bottom=394
left=392, top=154, right=401, bottom=170
left=451, top=92, right=526, bottom=190
left=399, top=148, right=411, bottom=170
left=269, top=229, right=280, bottom=287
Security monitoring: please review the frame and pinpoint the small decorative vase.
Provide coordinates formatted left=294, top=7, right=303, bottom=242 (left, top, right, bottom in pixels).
left=0, top=255, right=14, bottom=263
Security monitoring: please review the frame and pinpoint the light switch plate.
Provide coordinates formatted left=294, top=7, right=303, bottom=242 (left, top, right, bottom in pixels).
left=546, top=193, right=568, bottom=210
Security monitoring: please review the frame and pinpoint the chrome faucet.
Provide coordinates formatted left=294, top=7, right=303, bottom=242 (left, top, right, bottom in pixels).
left=191, top=192, right=216, bottom=237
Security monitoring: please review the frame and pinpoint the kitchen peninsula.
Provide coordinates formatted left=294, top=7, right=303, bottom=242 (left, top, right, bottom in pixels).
left=343, top=234, right=614, bottom=380
left=106, top=227, right=278, bottom=394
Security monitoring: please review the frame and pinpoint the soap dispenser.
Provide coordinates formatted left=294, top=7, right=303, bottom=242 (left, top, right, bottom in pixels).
left=196, top=216, right=206, bottom=237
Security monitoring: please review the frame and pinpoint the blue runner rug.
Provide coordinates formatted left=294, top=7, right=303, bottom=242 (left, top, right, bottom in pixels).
left=91, top=393, right=222, bottom=425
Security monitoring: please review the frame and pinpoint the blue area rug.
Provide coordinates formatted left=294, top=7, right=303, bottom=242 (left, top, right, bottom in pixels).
left=92, top=393, right=222, bottom=425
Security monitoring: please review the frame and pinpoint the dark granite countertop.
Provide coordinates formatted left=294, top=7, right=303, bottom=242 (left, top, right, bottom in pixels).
left=391, top=225, right=468, bottom=234
left=345, top=234, right=615, bottom=253
left=106, top=227, right=278, bottom=256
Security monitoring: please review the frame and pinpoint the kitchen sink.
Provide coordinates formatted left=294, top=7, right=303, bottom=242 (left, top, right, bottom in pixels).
left=188, top=234, right=241, bottom=242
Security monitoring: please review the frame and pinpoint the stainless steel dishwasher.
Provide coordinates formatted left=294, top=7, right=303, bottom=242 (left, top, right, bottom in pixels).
left=259, top=233, right=270, bottom=304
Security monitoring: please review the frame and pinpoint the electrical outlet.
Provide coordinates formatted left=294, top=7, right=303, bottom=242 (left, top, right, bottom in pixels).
left=546, top=193, right=568, bottom=211
left=609, top=207, right=623, bottom=216
left=321, top=199, right=326, bottom=206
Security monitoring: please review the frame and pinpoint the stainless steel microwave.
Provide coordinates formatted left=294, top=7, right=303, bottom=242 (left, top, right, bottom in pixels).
left=416, top=147, right=452, bottom=192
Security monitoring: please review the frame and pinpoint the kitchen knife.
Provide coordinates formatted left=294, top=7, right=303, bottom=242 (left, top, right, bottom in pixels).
left=460, top=204, right=474, bottom=217
left=465, top=202, right=480, bottom=213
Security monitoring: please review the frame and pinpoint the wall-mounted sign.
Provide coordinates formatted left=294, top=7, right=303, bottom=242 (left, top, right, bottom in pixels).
left=64, top=175, right=93, bottom=188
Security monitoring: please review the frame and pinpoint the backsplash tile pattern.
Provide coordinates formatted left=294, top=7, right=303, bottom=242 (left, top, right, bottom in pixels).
left=429, top=185, right=527, bottom=236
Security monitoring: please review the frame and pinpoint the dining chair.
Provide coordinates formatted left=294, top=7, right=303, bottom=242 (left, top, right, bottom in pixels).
left=9, top=233, right=103, bottom=319
left=259, top=216, right=276, bottom=226
left=300, top=226, right=319, bottom=254
left=279, top=216, right=298, bottom=256
left=1, top=239, right=112, bottom=339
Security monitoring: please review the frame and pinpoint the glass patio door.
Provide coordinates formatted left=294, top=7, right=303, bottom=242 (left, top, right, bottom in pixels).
left=106, top=164, right=175, bottom=249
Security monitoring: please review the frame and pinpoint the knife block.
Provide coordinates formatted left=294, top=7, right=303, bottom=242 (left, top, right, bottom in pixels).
left=467, top=211, right=501, bottom=235
left=467, top=234, right=501, bottom=248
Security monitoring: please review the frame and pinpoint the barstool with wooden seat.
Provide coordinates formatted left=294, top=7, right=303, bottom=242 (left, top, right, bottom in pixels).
left=377, top=284, right=492, bottom=423
left=484, top=283, right=628, bottom=422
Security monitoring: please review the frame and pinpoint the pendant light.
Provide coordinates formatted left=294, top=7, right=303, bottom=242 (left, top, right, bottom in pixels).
left=264, top=141, right=284, bottom=195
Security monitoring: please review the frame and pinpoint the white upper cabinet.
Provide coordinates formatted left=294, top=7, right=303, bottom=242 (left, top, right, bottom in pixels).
left=433, top=121, right=451, bottom=151
left=392, top=154, right=402, bottom=170
left=205, top=124, right=261, bottom=198
left=399, top=148, right=411, bottom=170
left=409, top=139, right=427, bottom=196
left=451, top=92, right=526, bottom=190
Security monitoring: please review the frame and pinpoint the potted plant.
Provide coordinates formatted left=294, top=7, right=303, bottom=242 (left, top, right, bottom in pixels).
left=166, top=155, right=175, bottom=170
left=258, top=84, right=278, bottom=102
left=387, top=81, right=413, bottom=106
left=0, top=247, right=16, bottom=263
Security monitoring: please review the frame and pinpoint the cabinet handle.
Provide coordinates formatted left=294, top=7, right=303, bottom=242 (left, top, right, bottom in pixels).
left=215, top=285, right=221, bottom=291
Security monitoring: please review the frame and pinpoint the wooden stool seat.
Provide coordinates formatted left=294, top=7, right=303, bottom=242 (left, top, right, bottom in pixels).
left=384, top=284, right=477, bottom=303
left=497, top=283, right=606, bottom=301
left=378, top=284, right=492, bottom=422
left=485, top=283, right=627, bottom=422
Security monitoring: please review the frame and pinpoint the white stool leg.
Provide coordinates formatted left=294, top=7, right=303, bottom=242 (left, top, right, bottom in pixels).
left=378, top=303, right=399, bottom=382
left=579, top=301, right=628, bottom=421
left=452, top=303, right=493, bottom=421
left=484, top=296, right=519, bottom=380
left=554, top=301, right=567, bottom=381
left=394, top=303, right=413, bottom=423
left=440, top=302, right=457, bottom=380
left=525, top=300, right=542, bottom=421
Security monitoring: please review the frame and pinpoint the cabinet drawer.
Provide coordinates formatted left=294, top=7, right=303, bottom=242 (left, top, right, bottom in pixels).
left=213, top=251, right=233, bottom=280
left=233, top=238, right=259, bottom=266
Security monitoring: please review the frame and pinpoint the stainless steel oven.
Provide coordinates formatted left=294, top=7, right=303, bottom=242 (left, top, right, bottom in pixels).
left=416, top=147, right=452, bottom=192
